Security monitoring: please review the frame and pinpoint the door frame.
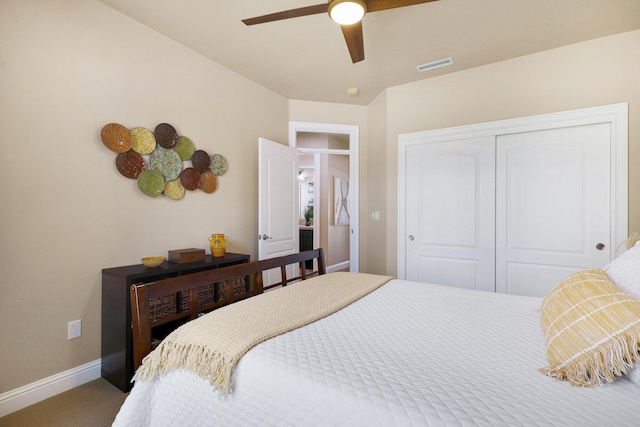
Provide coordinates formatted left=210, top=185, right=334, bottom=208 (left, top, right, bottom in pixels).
left=397, top=103, right=628, bottom=280
left=289, top=121, right=360, bottom=272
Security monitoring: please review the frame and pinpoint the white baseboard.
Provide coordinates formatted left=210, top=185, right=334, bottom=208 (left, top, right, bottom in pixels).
left=327, top=260, right=350, bottom=273
left=0, top=359, right=101, bottom=418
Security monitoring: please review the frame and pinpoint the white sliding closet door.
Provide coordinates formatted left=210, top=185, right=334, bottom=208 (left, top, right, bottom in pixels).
left=405, top=137, right=496, bottom=292
left=495, top=123, right=611, bottom=296
left=399, top=104, right=627, bottom=297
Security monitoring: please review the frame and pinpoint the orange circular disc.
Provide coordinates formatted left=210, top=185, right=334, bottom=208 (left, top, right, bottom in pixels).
left=200, top=171, right=217, bottom=193
left=101, top=123, right=132, bottom=153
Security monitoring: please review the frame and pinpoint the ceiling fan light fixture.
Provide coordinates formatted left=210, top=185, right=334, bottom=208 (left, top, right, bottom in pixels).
left=328, top=0, right=367, bottom=25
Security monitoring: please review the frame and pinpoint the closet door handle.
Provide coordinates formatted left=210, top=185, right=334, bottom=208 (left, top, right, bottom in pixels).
left=408, top=235, right=415, bottom=241
left=596, top=243, right=605, bottom=250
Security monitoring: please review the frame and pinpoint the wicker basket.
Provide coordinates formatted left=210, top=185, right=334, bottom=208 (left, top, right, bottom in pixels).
left=148, top=276, right=247, bottom=323
left=149, top=294, right=177, bottom=323
left=215, top=277, right=247, bottom=301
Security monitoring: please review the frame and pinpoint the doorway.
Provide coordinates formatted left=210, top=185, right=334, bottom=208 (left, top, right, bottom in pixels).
left=289, top=122, right=359, bottom=272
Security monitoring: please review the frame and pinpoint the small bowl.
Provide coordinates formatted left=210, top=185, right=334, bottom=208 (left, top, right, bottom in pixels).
left=141, top=256, right=166, bottom=268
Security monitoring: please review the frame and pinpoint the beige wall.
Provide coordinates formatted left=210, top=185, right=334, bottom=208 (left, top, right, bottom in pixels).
left=366, top=92, right=389, bottom=275
left=374, top=30, right=640, bottom=276
left=0, top=0, right=288, bottom=393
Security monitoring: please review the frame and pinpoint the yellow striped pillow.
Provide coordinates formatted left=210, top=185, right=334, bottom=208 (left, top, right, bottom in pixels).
left=540, top=269, right=640, bottom=386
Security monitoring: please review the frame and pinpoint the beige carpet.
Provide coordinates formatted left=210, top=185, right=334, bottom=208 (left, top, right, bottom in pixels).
left=0, top=379, right=127, bottom=427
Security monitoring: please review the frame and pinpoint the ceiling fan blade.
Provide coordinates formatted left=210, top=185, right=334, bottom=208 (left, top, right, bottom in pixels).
left=242, top=4, right=329, bottom=26
left=365, top=0, right=438, bottom=13
left=341, top=22, right=365, bottom=63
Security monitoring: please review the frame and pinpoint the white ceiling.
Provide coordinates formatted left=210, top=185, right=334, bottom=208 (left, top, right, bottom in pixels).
left=97, top=0, right=640, bottom=105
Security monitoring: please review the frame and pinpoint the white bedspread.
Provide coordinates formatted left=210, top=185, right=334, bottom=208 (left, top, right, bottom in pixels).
left=113, top=279, right=640, bottom=426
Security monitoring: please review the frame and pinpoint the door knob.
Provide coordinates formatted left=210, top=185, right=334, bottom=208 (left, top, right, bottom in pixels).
left=408, top=235, right=414, bottom=241
left=259, top=234, right=273, bottom=240
left=596, top=243, right=605, bottom=250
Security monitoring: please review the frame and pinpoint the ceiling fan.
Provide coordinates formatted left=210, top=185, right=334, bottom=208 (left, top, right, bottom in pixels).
left=242, top=0, right=438, bottom=63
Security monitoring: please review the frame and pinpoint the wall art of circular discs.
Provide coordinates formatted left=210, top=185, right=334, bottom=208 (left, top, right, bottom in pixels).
left=99, top=122, right=229, bottom=200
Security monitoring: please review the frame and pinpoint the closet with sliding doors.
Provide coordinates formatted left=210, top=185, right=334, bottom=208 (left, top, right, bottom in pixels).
left=398, top=103, right=628, bottom=297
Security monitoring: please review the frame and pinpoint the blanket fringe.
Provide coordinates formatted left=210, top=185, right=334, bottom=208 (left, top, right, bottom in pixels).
left=540, top=329, right=640, bottom=387
left=133, top=341, right=235, bottom=396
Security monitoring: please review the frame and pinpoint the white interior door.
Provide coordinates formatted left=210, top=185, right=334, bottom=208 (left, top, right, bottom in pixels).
left=405, top=136, right=496, bottom=292
left=258, top=138, right=299, bottom=286
left=495, top=123, right=611, bottom=296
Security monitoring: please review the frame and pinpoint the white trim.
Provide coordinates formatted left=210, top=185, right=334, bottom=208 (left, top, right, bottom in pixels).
left=0, top=359, right=102, bottom=418
left=398, top=103, right=628, bottom=280
left=327, top=260, right=351, bottom=273
left=313, top=153, right=321, bottom=252
left=289, top=121, right=360, bottom=272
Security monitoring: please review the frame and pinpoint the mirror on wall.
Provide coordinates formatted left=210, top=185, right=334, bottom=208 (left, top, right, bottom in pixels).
left=299, top=154, right=315, bottom=226
left=299, top=173, right=314, bottom=225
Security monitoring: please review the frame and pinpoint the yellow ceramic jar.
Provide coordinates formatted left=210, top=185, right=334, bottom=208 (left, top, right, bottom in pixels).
left=209, top=234, right=227, bottom=257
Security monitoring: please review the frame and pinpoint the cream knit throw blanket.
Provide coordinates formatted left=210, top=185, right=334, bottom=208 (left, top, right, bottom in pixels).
left=134, top=272, right=392, bottom=395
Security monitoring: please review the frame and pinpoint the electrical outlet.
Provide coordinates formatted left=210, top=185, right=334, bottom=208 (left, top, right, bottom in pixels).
left=68, top=319, right=82, bottom=340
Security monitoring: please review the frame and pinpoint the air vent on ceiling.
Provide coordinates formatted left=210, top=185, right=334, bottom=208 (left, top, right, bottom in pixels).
left=416, top=57, right=454, bottom=73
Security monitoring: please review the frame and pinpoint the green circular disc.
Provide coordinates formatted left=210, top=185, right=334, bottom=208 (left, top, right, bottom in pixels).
left=173, top=136, right=195, bottom=161
left=137, top=170, right=165, bottom=197
left=209, top=154, right=228, bottom=176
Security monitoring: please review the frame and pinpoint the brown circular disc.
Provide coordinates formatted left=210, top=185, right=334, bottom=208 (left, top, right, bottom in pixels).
left=200, top=171, right=217, bottom=193
left=154, top=123, right=179, bottom=149
left=116, top=150, right=146, bottom=179
left=191, top=150, right=211, bottom=173
left=101, top=123, right=132, bottom=153
left=180, top=167, right=201, bottom=191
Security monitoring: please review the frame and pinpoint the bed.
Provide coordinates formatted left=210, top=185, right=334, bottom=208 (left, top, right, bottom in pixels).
left=113, top=248, right=640, bottom=426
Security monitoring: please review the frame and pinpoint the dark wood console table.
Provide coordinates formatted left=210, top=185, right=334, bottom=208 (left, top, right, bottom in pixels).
left=101, top=252, right=250, bottom=392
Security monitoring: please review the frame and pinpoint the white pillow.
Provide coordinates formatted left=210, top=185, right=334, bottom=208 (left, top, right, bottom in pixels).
left=604, top=241, right=640, bottom=299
